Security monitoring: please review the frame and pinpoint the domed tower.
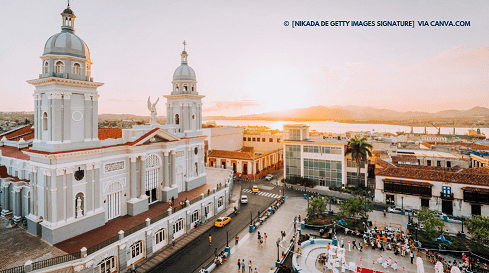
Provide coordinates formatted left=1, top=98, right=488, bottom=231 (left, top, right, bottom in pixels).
left=27, top=5, right=104, bottom=152
left=164, top=42, right=204, bottom=135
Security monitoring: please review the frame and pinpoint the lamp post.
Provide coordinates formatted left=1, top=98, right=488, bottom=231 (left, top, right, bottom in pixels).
left=226, top=230, right=229, bottom=247
left=250, top=211, right=252, bottom=226
left=276, top=239, right=281, bottom=262
left=401, top=196, right=404, bottom=213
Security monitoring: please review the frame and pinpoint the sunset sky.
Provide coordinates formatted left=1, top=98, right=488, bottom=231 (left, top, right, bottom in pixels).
left=0, top=0, right=488, bottom=117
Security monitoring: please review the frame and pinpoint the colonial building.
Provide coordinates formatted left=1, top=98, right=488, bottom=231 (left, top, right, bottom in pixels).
left=0, top=6, right=206, bottom=244
left=283, top=124, right=368, bottom=188
left=374, top=162, right=489, bottom=217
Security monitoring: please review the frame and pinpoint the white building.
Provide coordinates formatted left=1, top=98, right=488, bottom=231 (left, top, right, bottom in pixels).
left=375, top=162, right=489, bottom=217
left=283, top=124, right=368, bottom=188
left=0, top=6, right=207, bottom=244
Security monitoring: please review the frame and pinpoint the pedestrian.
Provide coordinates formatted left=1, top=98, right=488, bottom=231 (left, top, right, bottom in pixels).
left=248, top=261, right=252, bottom=273
left=214, top=248, right=218, bottom=256
left=238, top=259, right=241, bottom=272
left=383, top=209, right=386, bottom=217
left=235, top=235, right=239, bottom=245
left=257, top=232, right=261, bottom=242
left=208, top=189, right=210, bottom=195
left=410, top=250, right=414, bottom=264
left=260, top=238, right=263, bottom=247
left=241, top=259, right=245, bottom=273
left=359, top=242, right=363, bottom=252
left=199, top=267, right=206, bottom=273
left=341, top=238, right=344, bottom=248
left=172, top=237, right=175, bottom=248
left=264, top=233, right=267, bottom=243
left=209, top=234, right=212, bottom=245
left=130, top=263, right=136, bottom=273
left=254, top=268, right=258, bottom=273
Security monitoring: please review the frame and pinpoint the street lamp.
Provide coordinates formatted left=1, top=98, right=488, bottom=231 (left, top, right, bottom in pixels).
left=250, top=211, right=253, bottom=226
left=401, top=196, right=404, bottom=213
left=276, top=239, right=281, bottom=262
left=226, top=230, right=229, bottom=248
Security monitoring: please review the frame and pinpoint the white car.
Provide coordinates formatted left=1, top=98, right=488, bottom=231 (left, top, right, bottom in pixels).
left=241, top=195, right=248, bottom=204
left=265, top=174, right=274, bottom=181
left=388, top=206, right=402, bottom=214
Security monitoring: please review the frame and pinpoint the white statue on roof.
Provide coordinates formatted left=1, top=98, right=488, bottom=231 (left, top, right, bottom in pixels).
left=147, top=96, right=160, bottom=125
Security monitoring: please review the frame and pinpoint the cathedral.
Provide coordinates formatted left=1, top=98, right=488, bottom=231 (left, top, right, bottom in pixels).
left=0, top=5, right=207, bottom=244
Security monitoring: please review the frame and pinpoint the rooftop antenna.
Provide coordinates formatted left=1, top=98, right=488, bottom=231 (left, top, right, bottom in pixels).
left=183, top=40, right=186, bottom=51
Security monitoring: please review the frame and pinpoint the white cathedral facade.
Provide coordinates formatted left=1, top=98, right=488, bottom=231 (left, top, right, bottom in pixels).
left=0, top=6, right=207, bottom=244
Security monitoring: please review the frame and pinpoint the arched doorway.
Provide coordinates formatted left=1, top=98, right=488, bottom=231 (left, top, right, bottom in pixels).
left=173, top=218, right=185, bottom=239
left=154, top=228, right=167, bottom=252
left=96, top=256, right=116, bottom=273
left=145, top=155, right=161, bottom=204
left=106, top=182, right=122, bottom=221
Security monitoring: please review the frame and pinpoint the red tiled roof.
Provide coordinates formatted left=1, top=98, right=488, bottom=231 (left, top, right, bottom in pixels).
left=375, top=159, right=395, bottom=169
left=208, top=150, right=254, bottom=160
left=392, top=164, right=461, bottom=172
left=127, top=128, right=159, bottom=146
left=98, top=128, right=122, bottom=140
left=377, top=165, right=489, bottom=186
left=0, top=146, right=30, bottom=160
left=383, top=178, right=433, bottom=187
left=0, top=126, right=35, bottom=141
left=423, top=142, right=489, bottom=151
left=391, top=155, right=418, bottom=163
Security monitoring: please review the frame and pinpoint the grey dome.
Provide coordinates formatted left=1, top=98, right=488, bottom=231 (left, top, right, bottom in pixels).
left=43, top=32, right=90, bottom=60
left=173, top=64, right=196, bottom=81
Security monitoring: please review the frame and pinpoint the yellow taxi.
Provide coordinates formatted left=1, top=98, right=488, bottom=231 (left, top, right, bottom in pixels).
left=252, top=185, right=259, bottom=193
left=214, top=217, right=231, bottom=227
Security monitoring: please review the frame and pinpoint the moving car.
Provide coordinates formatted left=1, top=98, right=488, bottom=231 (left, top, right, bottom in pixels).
left=252, top=185, right=259, bottom=193
left=265, top=174, right=274, bottom=181
left=241, top=195, right=248, bottom=204
left=387, top=206, right=402, bottom=214
left=215, top=217, right=231, bottom=227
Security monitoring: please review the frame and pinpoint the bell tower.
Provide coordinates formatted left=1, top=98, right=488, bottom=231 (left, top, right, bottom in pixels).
left=165, top=42, right=204, bottom=135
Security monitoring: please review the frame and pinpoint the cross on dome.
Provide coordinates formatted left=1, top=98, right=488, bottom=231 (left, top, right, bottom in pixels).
left=183, top=40, right=186, bottom=51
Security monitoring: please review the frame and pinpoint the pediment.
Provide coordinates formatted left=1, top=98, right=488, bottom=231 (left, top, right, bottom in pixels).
left=131, top=128, right=180, bottom=146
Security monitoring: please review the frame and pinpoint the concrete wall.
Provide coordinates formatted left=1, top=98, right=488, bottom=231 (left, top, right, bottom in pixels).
left=243, top=133, right=282, bottom=152
left=208, top=127, right=243, bottom=151
left=41, top=210, right=105, bottom=244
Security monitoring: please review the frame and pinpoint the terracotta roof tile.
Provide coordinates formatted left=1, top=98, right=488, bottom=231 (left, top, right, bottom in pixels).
left=0, top=146, right=30, bottom=160
left=391, top=155, right=418, bottom=163
left=208, top=150, right=253, bottom=160
left=0, top=126, right=35, bottom=141
left=98, top=128, right=122, bottom=140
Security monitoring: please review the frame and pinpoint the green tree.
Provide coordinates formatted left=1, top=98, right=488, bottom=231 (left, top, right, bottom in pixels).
left=338, top=196, right=372, bottom=220
left=417, top=208, right=445, bottom=240
left=346, top=136, right=372, bottom=186
left=307, top=196, right=329, bottom=217
left=466, top=216, right=489, bottom=246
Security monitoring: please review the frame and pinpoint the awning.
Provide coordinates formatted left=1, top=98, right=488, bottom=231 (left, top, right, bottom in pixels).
left=383, top=179, right=433, bottom=187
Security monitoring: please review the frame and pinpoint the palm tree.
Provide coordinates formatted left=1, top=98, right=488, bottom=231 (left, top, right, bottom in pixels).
left=346, top=136, right=372, bottom=187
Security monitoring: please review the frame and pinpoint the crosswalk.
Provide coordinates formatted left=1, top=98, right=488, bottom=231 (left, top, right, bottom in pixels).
left=242, top=189, right=281, bottom=199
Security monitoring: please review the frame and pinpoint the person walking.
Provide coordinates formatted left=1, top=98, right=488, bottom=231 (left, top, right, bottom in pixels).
left=209, top=234, right=212, bottom=245
left=235, top=235, right=239, bottom=245
left=264, top=233, right=267, bottom=243
left=241, top=259, right=245, bottom=273
left=130, top=264, right=136, bottom=273
left=238, top=259, right=241, bottom=272
left=254, top=268, right=258, bottom=273
left=214, top=248, right=218, bottom=256
left=248, top=261, right=252, bottom=273
left=257, top=232, right=261, bottom=243
left=410, top=250, right=414, bottom=264
left=383, top=209, right=386, bottom=217
left=172, top=237, right=175, bottom=248
left=341, top=238, right=344, bottom=248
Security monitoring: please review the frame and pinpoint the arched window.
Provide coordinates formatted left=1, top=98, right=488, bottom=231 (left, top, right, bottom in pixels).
left=183, top=84, right=188, bottom=92
left=191, top=210, right=200, bottom=223
left=55, top=61, right=64, bottom=73
left=175, top=84, right=179, bottom=92
left=218, top=197, right=224, bottom=207
left=43, top=62, right=48, bottom=74
left=42, top=112, right=48, bottom=131
left=192, top=85, right=195, bottom=91
left=97, top=256, right=116, bottom=273
left=175, top=114, right=179, bottom=125
left=72, top=63, right=81, bottom=75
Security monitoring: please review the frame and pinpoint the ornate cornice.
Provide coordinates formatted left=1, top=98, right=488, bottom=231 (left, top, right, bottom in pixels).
left=47, top=92, right=63, bottom=100
left=27, top=77, right=103, bottom=88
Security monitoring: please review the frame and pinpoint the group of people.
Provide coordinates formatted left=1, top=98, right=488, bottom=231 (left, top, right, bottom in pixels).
left=168, top=196, right=189, bottom=210
left=257, top=231, right=267, bottom=246
left=237, top=259, right=258, bottom=273
left=213, top=250, right=227, bottom=267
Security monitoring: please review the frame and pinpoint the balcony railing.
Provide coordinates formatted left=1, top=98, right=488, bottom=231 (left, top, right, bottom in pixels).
left=440, top=192, right=454, bottom=200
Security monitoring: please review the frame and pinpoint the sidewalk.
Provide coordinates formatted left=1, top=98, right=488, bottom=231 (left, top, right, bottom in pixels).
left=214, top=197, right=308, bottom=273
left=135, top=181, right=243, bottom=272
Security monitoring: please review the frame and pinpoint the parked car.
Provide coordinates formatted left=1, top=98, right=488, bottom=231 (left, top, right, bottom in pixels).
left=241, top=195, right=248, bottom=204
left=215, top=217, right=231, bottom=227
left=387, top=206, right=402, bottom=214
left=265, top=174, right=274, bottom=181
left=252, top=185, right=259, bottom=193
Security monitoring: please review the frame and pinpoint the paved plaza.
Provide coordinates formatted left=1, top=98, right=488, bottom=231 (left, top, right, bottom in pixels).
left=214, top=197, right=466, bottom=273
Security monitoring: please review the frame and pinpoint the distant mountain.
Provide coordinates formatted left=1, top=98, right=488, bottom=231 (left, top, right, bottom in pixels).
left=228, top=106, right=489, bottom=121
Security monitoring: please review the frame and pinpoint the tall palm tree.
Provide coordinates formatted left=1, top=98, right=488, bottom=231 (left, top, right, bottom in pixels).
left=346, top=136, right=372, bottom=187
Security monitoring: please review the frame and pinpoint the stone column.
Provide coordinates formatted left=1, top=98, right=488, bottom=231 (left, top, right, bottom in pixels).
left=84, top=94, right=92, bottom=142
left=130, top=156, right=137, bottom=200
left=56, top=168, right=65, bottom=222
left=47, top=95, right=53, bottom=142
left=92, top=95, right=99, bottom=140
left=163, top=151, right=170, bottom=189
left=30, top=167, right=37, bottom=217
left=94, top=162, right=101, bottom=210
left=50, top=93, right=62, bottom=143
left=86, top=163, right=93, bottom=213
left=158, top=152, right=164, bottom=188
left=1, top=181, right=11, bottom=216
left=181, top=103, right=186, bottom=131
left=171, top=151, right=176, bottom=188
left=13, top=186, right=22, bottom=224
left=140, top=155, right=147, bottom=198
left=33, top=94, right=39, bottom=140
left=62, top=93, right=71, bottom=143
left=66, top=167, right=74, bottom=220
left=50, top=169, right=57, bottom=223
left=42, top=169, right=50, bottom=221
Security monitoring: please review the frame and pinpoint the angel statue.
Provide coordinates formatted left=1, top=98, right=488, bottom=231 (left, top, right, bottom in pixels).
left=147, top=96, right=160, bottom=124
